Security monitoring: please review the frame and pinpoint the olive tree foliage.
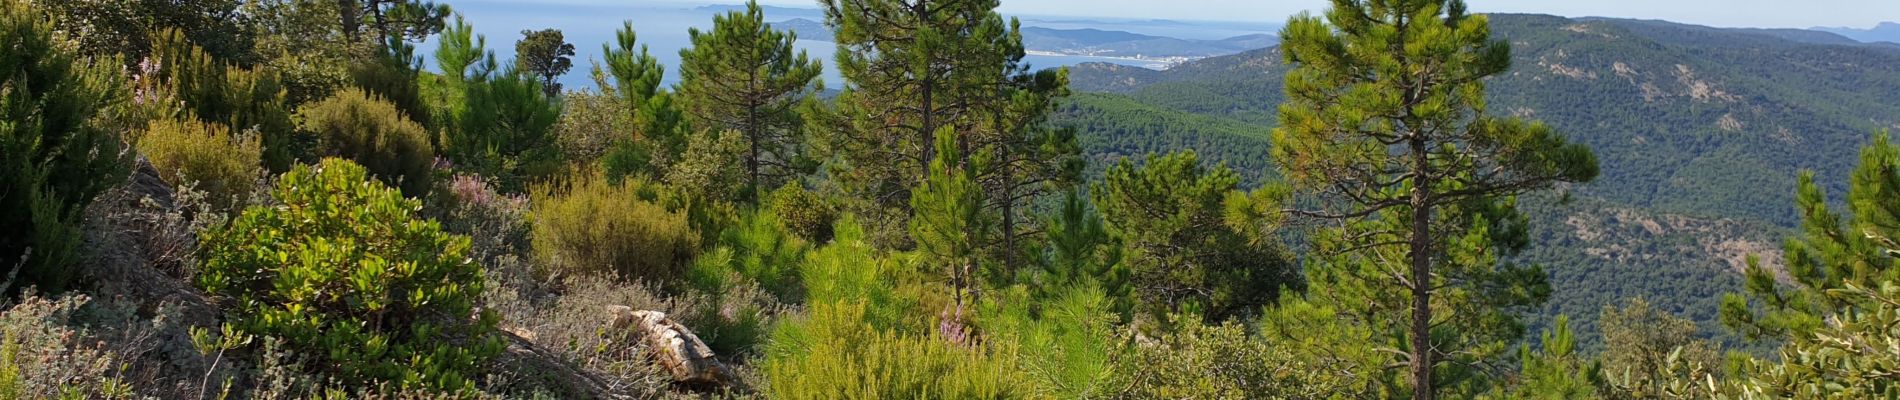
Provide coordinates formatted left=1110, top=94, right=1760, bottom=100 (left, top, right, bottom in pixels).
left=1273, top=0, right=1599, bottom=398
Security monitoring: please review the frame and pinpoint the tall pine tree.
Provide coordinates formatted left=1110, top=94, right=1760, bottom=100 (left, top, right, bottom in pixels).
left=677, top=0, right=823, bottom=202
left=596, top=21, right=686, bottom=180
left=1274, top=1, right=1598, bottom=398
left=816, top=0, right=1017, bottom=243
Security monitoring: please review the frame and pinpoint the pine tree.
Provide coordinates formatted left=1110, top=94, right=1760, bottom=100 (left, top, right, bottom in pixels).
left=1092, top=151, right=1299, bottom=323
left=516, top=28, right=574, bottom=97
left=910, top=128, right=991, bottom=308
left=1275, top=1, right=1599, bottom=398
left=1501, top=316, right=1600, bottom=400
left=596, top=21, right=685, bottom=180
left=816, top=0, right=1021, bottom=232
left=333, top=0, right=450, bottom=45
left=1722, top=130, right=1900, bottom=342
left=677, top=0, right=823, bottom=202
left=975, top=66, right=1081, bottom=273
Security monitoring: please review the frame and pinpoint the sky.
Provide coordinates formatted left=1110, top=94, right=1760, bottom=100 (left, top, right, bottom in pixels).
left=698, top=0, right=1896, bottom=29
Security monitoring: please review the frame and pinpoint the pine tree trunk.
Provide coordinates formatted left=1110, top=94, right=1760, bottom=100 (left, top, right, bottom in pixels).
left=1408, top=138, right=1435, bottom=400
left=338, top=0, right=361, bottom=42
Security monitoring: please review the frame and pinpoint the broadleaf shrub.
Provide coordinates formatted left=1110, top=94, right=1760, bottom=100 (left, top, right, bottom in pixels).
left=765, top=183, right=839, bottom=244
left=0, top=0, right=132, bottom=295
left=296, top=87, right=436, bottom=196
left=530, top=176, right=697, bottom=282
left=196, top=159, right=501, bottom=392
left=136, top=117, right=263, bottom=211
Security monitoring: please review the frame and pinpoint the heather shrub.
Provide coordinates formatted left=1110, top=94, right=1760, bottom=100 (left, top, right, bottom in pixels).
left=196, top=159, right=501, bottom=392
left=434, top=173, right=531, bottom=262
left=0, top=293, right=134, bottom=399
left=0, top=0, right=133, bottom=295
left=136, top=117, right=264, bottom=211
left=530, top=176, right=697, bottom=282
left=296, top=88, right=436, bottom=196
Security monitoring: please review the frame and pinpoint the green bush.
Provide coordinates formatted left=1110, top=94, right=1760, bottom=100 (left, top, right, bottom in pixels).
left=765, top=183, right=839, bottom=244
left=530, top=176, right=697, bottom=282
left=296, top=87, right=436, bottom=197
left=196, top=159, right=501, bottom=392
left=980, top=283, right=1121, bottom=399
left=137, top=118, right=263, bottom=211
left=689, top=209, right=809, bottom=302
left=764, top=300, right=1028, bottom=400
left=0, top=0, right=132, bottom=295
left=664, top=129, right=750, bottom=202
left=141, top=28, right=297, bottom=170
left=552, top=90, right=634, bottom=167
left=350, top=42, right=432, bottom=130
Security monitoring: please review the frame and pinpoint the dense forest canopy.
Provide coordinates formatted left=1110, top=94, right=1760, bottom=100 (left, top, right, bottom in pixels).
left=3, top=0, right=1899, bottom=398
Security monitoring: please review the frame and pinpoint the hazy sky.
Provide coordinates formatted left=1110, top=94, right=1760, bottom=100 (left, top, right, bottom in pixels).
left=721, top=0, right=1899, bottom=29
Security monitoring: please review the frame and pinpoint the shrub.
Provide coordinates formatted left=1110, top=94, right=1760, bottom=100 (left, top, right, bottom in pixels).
left=196, top=159, right=502, bottom=392
left=980, top=284, right=1120, bottom=399
left=432, top=173, right=531, bottom=263
left=552, top=90, right=634, bottom=167
left=689, top=209, right=810, bottom=302
left=0, top=293, right=133, bottom=399
left=350, top=42, right=432, bottom=130
left=141, top=28, right=297, bottom=170
left=764, top=300, right=1028, bottom=400
left=765, top=183, right=839, bottom=244
left=530, top=176, right=697, bottom=282
left=664, top=129, right=750, bottom=202
left=797, top=216, right=919, bottom=332
left=296, top=87, right=436, bottom=196
left=136, top=118, right=264, bottom=211
left=0, top=0, right=132, bottom=295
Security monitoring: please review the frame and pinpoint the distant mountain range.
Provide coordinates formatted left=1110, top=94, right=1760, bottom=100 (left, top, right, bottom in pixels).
left=770, top=18, right=1274, bottom=64
left=1020, top=27, right=1274, bottom=59
left=1813, top=21, right=1900, bottom=44
left=1060, top=13, right=1900, bottom=352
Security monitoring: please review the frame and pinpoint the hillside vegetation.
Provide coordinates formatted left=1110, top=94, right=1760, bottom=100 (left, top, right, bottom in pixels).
left=7, top=0, right=1900, bottom=399
left=1060, top=13, right=1900, bottom=350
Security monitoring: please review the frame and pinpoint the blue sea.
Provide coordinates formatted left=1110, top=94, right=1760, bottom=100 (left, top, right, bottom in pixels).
left=434, top=1, right=1273, bottom=90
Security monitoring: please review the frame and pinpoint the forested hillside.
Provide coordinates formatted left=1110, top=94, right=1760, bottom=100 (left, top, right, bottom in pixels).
left=1059, top=13, right=1900, bottom=350
left=8, top=0, right=1900, bottom=398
